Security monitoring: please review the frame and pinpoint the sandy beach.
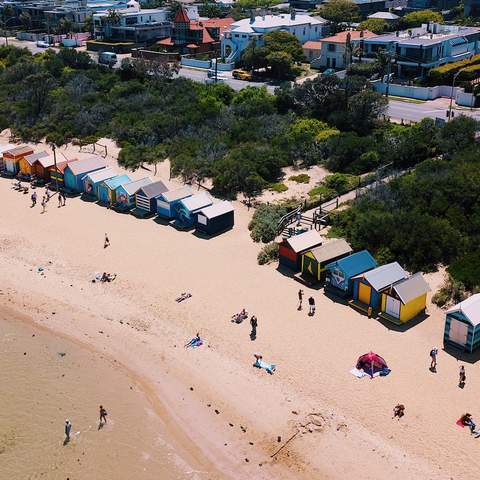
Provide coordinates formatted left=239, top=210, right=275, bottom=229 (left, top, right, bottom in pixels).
left=1, top=138, right=480, bottom=480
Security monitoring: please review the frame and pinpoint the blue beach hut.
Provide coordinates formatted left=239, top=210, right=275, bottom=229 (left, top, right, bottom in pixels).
left=156, top=186, right=193, bottom=219
left=114, top=177, right=153, bottom=211
left=97, top=174, right=131, bottom=205
left=82, top=167, right=116, bottom=198
left=134, top=180, right=168, bottom=216
left=324, top=250, right=377, bottom=298
left=175, top=192, right=212, bottom=228
left=63, top=157, right=107, bottom=193
left=444, top=294, right=480, bottom=353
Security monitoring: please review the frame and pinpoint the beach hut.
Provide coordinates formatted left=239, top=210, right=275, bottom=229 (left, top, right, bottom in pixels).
left=0, top=143, right=14, bottom=171
left=63, top=157, right=107, bottom=193
left=444, top=294, right=480, bottom=352
left=82, top=168, right=116, bottom=198
left=350, top=262, right=408, bottom=313
left=134, top=180, right=168, bottom=216
left=19, top=151, right=49, bottom=178
left=378, top=273, right=430, bottom=324
left=175, top=192, right=213, bottom=227
left=115, top=177, right=153, bottom=211
left=324, top=250, right=377, bottom=297
left=3, top=146, right=34, bottom=175
left=32, top=154, right=56, bottom=182
left=196, top=201, right=234, bottom=235
left=278, top=230, right=323, bottom=272
left=156, top=186, right=193, bottom=219
left=47, top=159, right=78, bottom=188
left=300, top=238, right=352, bottom=283
left=97, top=174, right=131, bottom=205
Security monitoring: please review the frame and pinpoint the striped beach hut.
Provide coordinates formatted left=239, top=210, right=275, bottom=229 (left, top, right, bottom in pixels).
left=134, top=180, right=168, bottom=216
left=175, top=192, right=212, bottom=227
left=63, top=157, right=107, bottom=193
left=19, top=151, right=49, bottom=179
left=301, top=238, right=352, bottom=283
left=3, top=146, right=34, bottom=175
left=325, top=250, right=377, bottom=297
left=0, top=143, right=14, bottom=172
left=156, top=186, right=193, bottom=219
left=279, top=230, right=323, bottom=272
left=351, top=262, right=408, bottom=314
left=47, top=159, right=78, bottom=188
left=32, top=154, right=56, bottom=182
left=378, top=273, right=430, bottom=324
left=196, top=201, right=234, bottom=235
left=97, top=174, right=131, bottom=205
left=115, top=177, right=153, bottom=211
left=444, top=294, right=480, bottom=353
left=82, top=167, right=116, bottom=198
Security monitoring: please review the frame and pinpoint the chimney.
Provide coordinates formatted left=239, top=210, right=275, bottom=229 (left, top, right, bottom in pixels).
left=291, top=8, right=296, bottom=21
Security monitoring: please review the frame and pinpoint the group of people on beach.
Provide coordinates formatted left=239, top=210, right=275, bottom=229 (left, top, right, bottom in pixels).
left=231, top=309, right=258, bottom=341
left=297, top=289, right=316, bottom=316
left=30, top=188, right=66, bottom=213
left=64, top=405, right=108, bottom=444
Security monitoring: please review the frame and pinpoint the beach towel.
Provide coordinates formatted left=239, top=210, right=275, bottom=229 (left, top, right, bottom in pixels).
left=456, top=419, right=465, bottom=428
left=254, top=359, right=276, bottom=375
left=185, top=337, right=203, bottom=348
left=350, top=368, right=368, bottom=378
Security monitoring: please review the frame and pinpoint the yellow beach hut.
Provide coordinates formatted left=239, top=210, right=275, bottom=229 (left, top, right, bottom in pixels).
left=378, top=273, right=430, bottom=324
left=19, top=151, right=49, bottom=178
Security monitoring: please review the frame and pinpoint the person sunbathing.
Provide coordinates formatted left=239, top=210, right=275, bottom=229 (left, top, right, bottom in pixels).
left=185, top=333, right=203, bottom=348
left=101, top=272, right=116, bottom=283
left=176, top=292, right=192, bottom=303
left=461, top=413, right=477, bottom=434
left=253, top=354, right=276, bottom=375
left=232, top=309, right=248, bottom=323
left=393, top=404, right=405, bottom=419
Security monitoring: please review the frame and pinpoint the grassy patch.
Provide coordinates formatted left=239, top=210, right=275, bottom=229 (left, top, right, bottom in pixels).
left=288, top=173, right=311, bottom=184
left=269, top=182, right=288, bottom=193
left=308, top=184, right=335, bottom=199
left=257, top=242, right=279, bottom=265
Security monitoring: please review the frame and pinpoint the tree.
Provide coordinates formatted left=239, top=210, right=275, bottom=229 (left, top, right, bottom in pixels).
left=19, top=12, right=32, bottom=30
left=318, top=0, right=360, bottom=31
left=291, top=75, right=340, bottom=118
left=358, top=18, right=389, bottom=34
left=438, top=115, right=477, bottom=157
left=347, top=90, right=387, bottom=134
left=243, top=174, right=266, bottom=206
left=401, top=9, right=443, bottom=29
left=232, top=86, right=276, bottom=117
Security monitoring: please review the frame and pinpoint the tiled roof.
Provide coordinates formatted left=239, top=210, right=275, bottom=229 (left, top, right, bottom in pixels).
left=320, top=30, right=377, bottom=44
left=174, top=6, right=190, bottom=23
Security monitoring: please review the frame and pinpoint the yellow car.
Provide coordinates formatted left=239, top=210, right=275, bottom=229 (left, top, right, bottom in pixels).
left=232, top=69, right=253, bottom=81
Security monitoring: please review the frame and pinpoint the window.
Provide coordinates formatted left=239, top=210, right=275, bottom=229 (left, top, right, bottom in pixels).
left=242, top=34, right=246, bottom=38
left=315, top=27, right=317, bottom=32
left=125, top=16, right=138, bottom=25
left=303, top=28, right=306, bottom=35
left=328, top=43, right=336, bottom=52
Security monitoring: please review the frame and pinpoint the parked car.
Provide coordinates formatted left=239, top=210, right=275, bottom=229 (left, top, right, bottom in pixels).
left=36, top=40, right=50, bottom=48
left=232, top=69, right=252, bottom=81
left=98, top=51, right=117, bottom=68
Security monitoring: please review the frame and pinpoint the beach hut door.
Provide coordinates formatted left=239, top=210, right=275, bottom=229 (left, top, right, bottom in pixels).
left=385, top=296, right=401, bottom=318
left=449, top=320, right=468, bottom=346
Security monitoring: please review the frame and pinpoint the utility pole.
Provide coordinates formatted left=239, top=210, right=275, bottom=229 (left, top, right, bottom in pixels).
left=52, top=144, right=59, bottom=193
left=384, top=52, right=392, bottom=99
left=448, top=70, right=461, bottom=122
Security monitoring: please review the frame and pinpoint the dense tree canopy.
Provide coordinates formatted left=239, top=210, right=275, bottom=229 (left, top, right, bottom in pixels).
left=318, top=0, right=360, bottom=31
left=401, top=9, right=443, bottom=29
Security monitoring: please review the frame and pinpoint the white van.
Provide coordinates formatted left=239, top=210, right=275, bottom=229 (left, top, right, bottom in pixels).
left=98, top=51, right=117, bottom=67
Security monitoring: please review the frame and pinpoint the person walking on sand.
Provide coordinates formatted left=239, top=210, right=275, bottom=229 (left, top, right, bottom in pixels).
left=104, top=233, right=110, bottom=249
left=41, top=196, right=47, bottom=214
left=64, top=419, right=72, bottom=442
left=250, top=315, right=258, bottom=341
left=308, top=296, right=315, bottom=316
left=99, top=405, right=108, bottom=425
left=31, top=191, right=37, bottom=207
left=298, top=289, right=304, bottom=310
left=58, top=193, right=62, bottom=208
left=61, top=192, right=66, bottom=207
left=430, top=347, right=438, bottom=371
left=459, top=365, right=466, bottom=388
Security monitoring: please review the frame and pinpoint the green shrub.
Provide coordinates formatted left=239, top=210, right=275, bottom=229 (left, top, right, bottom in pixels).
left=269, top=182, right=288, bottom=192
left=324, top=173, right=359, bottom=195
left=427, top=54, right=480, bottom=86
left=448, top=252, right=480, bottom=290
left=249, top=203, right=289, bottom=243
left=288, top=173, right=311, bottom=183
left=308, top=184, right=336, bottom=200
left=432, top=276, right=468, bottom=307
left=257, top=242, right=280, bottom=265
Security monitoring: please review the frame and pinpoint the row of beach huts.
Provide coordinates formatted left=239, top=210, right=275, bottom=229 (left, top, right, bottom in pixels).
left=279, top=229, right=480, bottom=354
left=0, top=145, right=234, bottom=236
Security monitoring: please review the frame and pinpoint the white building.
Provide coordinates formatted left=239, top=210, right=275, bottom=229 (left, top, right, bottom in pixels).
left=221, top=11, right=329, bottom=63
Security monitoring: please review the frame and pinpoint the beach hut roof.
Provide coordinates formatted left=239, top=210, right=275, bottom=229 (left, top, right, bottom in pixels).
left=0, top=143, right=15, bottom=154
left=137, top=180, right=168, bottom=198
left=309, top=238, right=352, bottom=263
left=82, top=167, right=116, bottom=183
left=5, top=145, right=33, bottom=157
left=161, top=186, right=193, bottom=202
left=199, top=201, right=233, bottom=219
left=52, top=159, right=78, bottom=174
left=392, top=273, right=430, bottom=304
left=181, top=192, right=212, bottom=212
left=363, top=262, right=408, bottom=292
left=67, top=157, right=107, bottom=176
left=447, top=294, right=480, bottom=326
left=122, top=177, right=153, bottom=196
left=36, top=155, right=56, bottom=169
left=104, top=174, right=131, bottom=190
left=286, top=230, right=323, bottom=254
left=24, top=151, right=49, bottom=165
left=326, top=250, right=377, bottom=277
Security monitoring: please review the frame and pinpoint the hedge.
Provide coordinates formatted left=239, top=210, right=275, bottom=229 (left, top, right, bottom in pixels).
left=427, top=54, right=480, bottom=86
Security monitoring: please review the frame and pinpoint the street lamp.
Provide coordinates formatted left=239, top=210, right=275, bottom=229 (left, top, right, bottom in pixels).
left=447, top=69, right=462, bottom=122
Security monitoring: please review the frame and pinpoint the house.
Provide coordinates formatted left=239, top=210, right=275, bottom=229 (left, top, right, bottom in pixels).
left=82, top=167, right=117, bottom=197
left=134, top=180, right=168, bottom=216
left=378, top=273, right=430, bottom=324
left=444, top=294, right=480, bottom=353
left=3, top=146, right=34, bottom=176
left=175, top=192, right=213, bottom=227
left=195, top=201, right=234, bottom=235
left=115, top=176, right=153, bottom=210
left=32, top=154, right=56, bottom=182
left=221, top=11, right=328, bottom=64
left=97, top=174, right=131, bottom=205
left=18, top=151, right=48, bottom=178
left=304, top=30, right=377, bottom=68
left=353, top=23, right=480, bottom=78
left=367, top=11, right=399, bottom=23
left=278, top=230, right=323, bottom=272
left=300, top=238, right=352, bottom=283
left=324, top=250, right=377, bottom=297
left=156, top=186, right=193, bottom=219
left=350, top=262, right=408, bottom=313
left=157, top=7, right=233, bottom=55
left=63, top=157, right=107, bottom=193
